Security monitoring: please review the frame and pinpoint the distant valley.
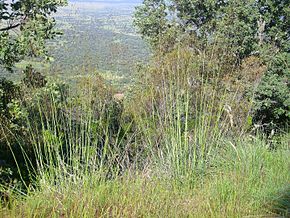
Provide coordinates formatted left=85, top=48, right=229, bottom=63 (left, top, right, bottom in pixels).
left=50, top=0, right=150, bottom=88
left=1, top=0, right=150, bottom=89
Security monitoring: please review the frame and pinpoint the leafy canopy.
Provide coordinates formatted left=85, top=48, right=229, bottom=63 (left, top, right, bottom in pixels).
left=0, top=0, right=67, bottom=71
left=134, top=0, right=289, bottom=58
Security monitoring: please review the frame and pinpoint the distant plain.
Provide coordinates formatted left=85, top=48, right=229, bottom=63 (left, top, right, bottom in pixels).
left=1, top=0, right=150, bottom=88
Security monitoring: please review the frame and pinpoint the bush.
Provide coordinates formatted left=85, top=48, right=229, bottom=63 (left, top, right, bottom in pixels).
left=0, top=78, right=29, bottom=189
left=0, top=78, right=26, bottom=158
left=253, top=53, right=290, bottom=133
left=0, top=75, right=69, bottom=189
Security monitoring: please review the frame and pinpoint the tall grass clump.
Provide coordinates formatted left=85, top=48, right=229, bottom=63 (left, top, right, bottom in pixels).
left=0, top=74, right=136, bottom=198
left=129, top=44, right=250, bottom=181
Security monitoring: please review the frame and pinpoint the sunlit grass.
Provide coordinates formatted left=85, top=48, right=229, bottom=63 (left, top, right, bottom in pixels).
left=1, top=137, right=289, bottom=217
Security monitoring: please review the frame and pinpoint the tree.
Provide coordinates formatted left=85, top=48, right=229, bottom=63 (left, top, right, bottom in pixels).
left=0, top=0, right=67, bottom=71
left=134, top=0, right=289, bottom=58
left=133, top=0, right=169, bottom=48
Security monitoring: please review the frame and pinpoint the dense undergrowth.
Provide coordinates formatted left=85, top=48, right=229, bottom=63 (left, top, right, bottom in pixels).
left=0, top=44, right=289, bottom=217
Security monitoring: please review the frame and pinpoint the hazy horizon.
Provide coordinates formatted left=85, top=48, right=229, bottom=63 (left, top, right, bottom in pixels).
left=69, top=0, right=142, bottom=3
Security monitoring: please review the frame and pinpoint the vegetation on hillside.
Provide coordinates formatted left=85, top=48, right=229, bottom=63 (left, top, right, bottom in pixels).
left=0, top=0, right=68, bottom=71
left=0, top=0, right=289, bottom=217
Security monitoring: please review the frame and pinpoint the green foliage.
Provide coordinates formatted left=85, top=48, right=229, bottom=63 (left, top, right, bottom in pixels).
left=0, top=0, right=67, bottom=71
left=255, top=0, right=289, bottom=51
left=0, top=78, right=29, bottom=190
left=0, top=76, right=68, bottom=190
left=253, top=53, right=290, bottom=132
left=134, top=0, right=289, bottom=58
left=133, top=0, right=169, bottom=48
left=0, top=78, right=25, bottom=133
left=0, top=1, right=289, bottom=215
left=22, top=65, right=47, bottom=88
left=135, top=0, right=289, bottom=133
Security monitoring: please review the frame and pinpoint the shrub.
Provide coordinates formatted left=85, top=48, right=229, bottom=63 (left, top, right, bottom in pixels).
left=0, top=75, right=69, bottom=189
left=22, top=65, right=47, bottom=89
left=253, top=53, right=290, bottom=133
left=0, top=78, right=29, bottom=189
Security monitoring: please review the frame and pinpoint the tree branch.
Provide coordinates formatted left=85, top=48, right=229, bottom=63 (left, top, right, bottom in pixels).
left=0, top=15, right=28, bottom=32
left=0, top=22, right=21, bottom=31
